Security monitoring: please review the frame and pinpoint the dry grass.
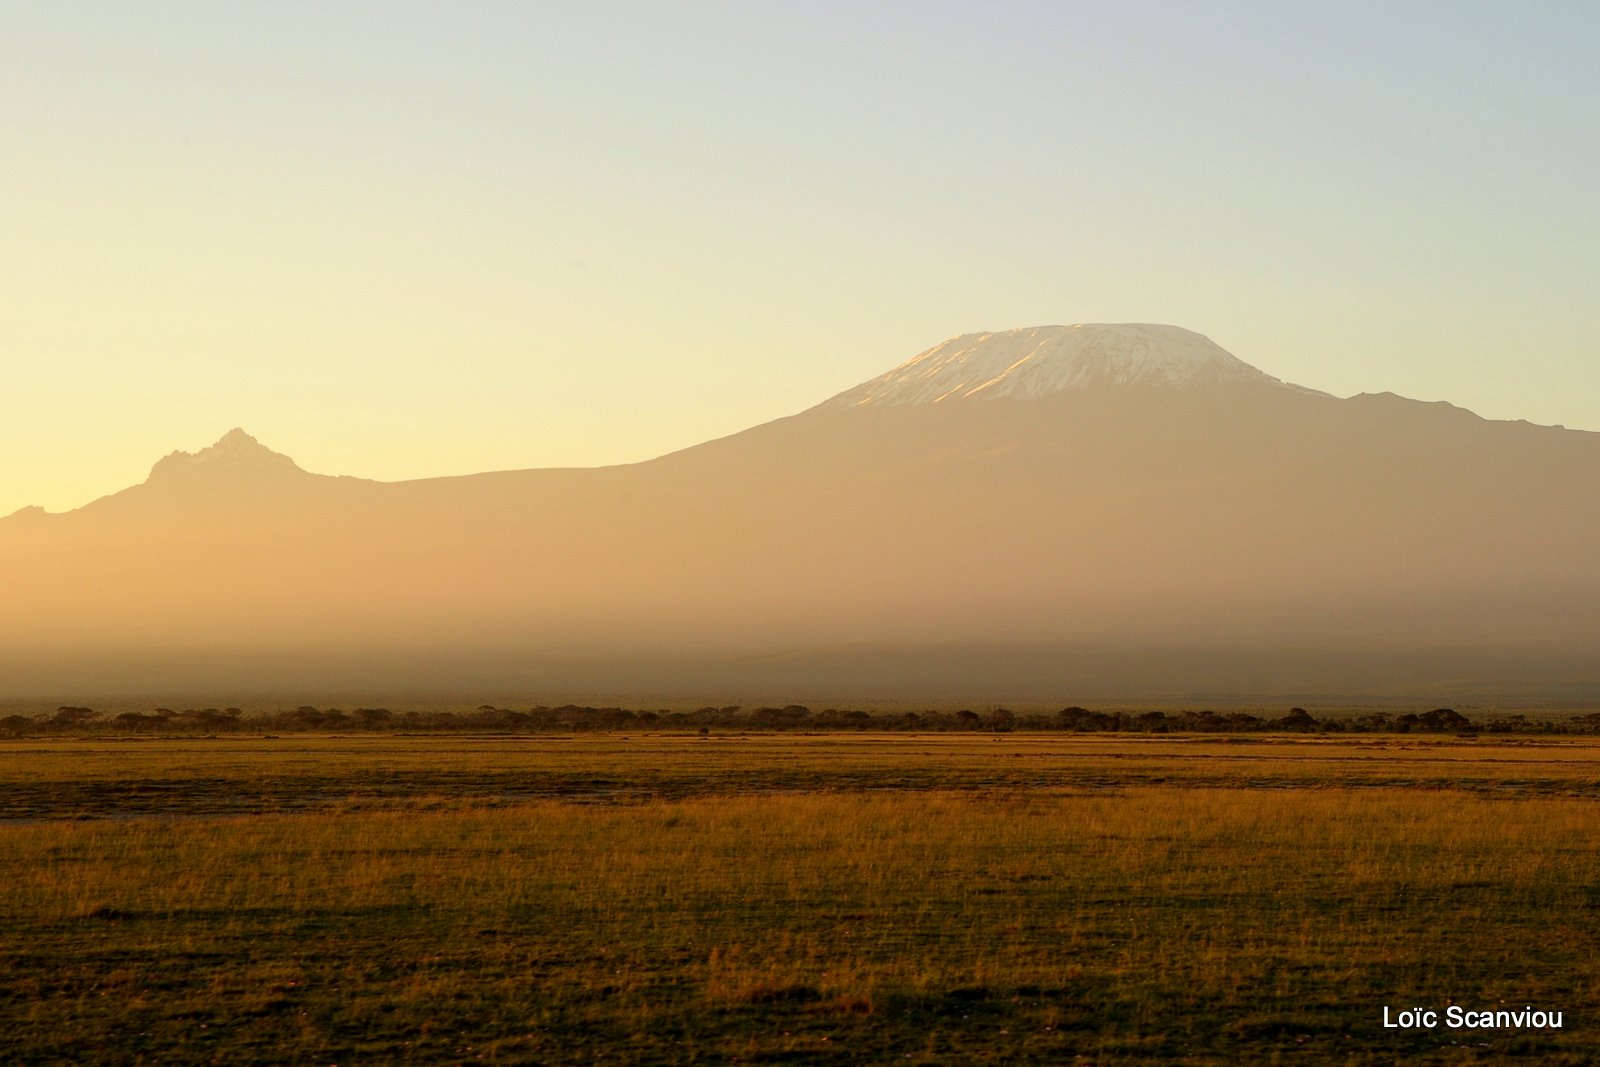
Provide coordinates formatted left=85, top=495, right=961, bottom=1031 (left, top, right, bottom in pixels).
left=3, top=734, right=1598, bottom=1063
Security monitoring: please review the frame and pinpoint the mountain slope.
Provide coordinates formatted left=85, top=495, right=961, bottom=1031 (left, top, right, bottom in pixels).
left=4, top=325, right=1598, bottom=700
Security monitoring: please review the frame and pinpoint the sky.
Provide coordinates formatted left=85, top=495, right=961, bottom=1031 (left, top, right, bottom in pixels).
left=4, top=1, right=1598, bottom=516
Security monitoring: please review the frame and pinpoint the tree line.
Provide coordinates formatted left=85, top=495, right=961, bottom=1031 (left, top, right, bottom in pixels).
left=4, top=703, right=1599, bottom=737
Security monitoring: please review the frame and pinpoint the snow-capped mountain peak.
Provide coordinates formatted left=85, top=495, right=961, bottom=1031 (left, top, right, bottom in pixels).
left=820, top=324, right=1286, bottom=408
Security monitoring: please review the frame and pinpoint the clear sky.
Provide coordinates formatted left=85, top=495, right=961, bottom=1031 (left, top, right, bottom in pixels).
left=5, top=1, right=1598, bottom=515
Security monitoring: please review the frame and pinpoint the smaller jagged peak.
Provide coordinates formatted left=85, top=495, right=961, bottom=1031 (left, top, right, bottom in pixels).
left=820, top=323, right=1293, bottom=409
left=147, top=428, right=305, bottom=482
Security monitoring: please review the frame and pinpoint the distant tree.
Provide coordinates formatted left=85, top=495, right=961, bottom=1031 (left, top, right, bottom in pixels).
left=353, top=707, right=393, bottom=728
left=752, top=705, right=810, bottom=728
left=1183, top=710, right=1226, bottom=732
left=593, top=707, right=637, bottom=729
left=1420, top=707, right=1472, bottom=732
left=287, top=706, right=326, bottom=729
left=182, top=708, right=236, bottom=730
left=1277, top=707, right=1319, bottom=732
left=1056, top=707, right=1085, bottom=729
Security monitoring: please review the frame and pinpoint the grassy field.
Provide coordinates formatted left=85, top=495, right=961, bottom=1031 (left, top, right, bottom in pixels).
left=3, top=733, right=1598, bottom=1064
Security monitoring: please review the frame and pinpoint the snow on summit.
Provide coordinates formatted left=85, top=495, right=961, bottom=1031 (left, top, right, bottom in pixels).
left=821, top=324, right=1283, bottom=408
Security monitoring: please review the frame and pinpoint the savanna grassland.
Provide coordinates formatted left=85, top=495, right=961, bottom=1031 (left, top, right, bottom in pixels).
left=3, top=733, right=1599, bottom=1064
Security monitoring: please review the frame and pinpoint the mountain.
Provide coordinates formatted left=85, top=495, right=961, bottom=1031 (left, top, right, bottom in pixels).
left=145, top=427, right=305, bottom=482
left=819, top=323, right=1294, bottom=404
left=4, top=324, right=1599, bottom=702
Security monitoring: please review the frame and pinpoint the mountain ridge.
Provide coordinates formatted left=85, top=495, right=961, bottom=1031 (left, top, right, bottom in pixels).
left=3, top=324, right=1598, bottom=701
left=7, top=325, right=1592, bottom=517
